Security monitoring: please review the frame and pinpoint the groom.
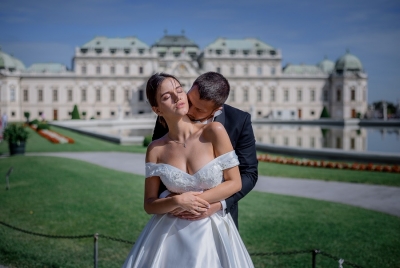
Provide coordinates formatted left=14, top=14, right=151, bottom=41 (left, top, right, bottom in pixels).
left=152, top=72, right=258, bottom=229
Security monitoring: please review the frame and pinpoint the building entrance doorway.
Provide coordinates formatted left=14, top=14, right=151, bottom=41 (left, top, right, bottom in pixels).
left=351, top=109, right=356, bottom=118
left=53, top=109, right=58, bottom=120
left=298, top=109, right=302, bottom=119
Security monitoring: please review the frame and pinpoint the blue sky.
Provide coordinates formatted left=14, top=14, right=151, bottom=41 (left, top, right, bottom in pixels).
left=0, top=0, right=399, bottom=103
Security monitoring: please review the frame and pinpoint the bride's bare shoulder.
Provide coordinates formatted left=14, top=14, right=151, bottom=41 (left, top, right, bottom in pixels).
left=146, top=135, right=168, bottom=162
left=202, top=122, right=227, bottom=140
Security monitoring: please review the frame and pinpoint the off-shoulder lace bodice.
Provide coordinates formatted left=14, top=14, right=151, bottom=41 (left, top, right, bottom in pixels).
left=145, top=150, right=239, bottom=193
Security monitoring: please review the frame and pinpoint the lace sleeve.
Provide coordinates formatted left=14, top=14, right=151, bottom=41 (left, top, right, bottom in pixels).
left=217, top=151, right=240, bottom=170
left=145, top=162, right=163, bottom=178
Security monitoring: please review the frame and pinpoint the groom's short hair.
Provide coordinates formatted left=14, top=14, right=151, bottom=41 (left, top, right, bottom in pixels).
left=192, top=72, right=230, bottom=108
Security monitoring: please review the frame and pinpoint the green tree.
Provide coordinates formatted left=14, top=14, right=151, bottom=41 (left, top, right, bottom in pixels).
left=23, top=112, right=30, bottom=123
left=71, top=105, right=81, bottom=120
left=320, top=106, right=330, bottom=118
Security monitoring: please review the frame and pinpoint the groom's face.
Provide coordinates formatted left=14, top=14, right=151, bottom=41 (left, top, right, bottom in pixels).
left=186, top=85, right=218, bottom=122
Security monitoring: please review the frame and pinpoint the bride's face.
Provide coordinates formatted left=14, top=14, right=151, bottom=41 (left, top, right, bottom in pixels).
left=152, top=77, right=189, bottom=118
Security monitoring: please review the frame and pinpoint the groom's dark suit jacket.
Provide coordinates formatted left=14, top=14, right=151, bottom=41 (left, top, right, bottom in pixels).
left=152, top=104, right=258, bottom=229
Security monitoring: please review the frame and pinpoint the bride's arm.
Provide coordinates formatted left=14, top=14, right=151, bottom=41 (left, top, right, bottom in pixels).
left=143, top=143, right=210, bottom=215
left=196, top=122, right=242, bottom=204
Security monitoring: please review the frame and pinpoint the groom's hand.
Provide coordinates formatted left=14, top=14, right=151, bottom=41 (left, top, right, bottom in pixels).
left=176, top=202, right=222, bottom=220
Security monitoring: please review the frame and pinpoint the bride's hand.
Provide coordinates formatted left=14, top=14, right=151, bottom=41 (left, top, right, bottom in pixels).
left=174, top=192, right=210, bottom=216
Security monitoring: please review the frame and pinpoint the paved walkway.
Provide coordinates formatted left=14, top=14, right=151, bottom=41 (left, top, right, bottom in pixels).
left=27, top=152, right=400, bottom=217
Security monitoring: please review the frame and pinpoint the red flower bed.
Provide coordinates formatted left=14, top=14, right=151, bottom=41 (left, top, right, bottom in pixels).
left=29, top=125, right=74, bottom=144
left=257, top=153, right=400, bottom=173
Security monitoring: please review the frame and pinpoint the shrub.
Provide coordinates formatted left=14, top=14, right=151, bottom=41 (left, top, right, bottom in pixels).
left=29, top=119, right=40, bottom=125
left=143, top=134, right=152, bottom=147
left=320, top=106, right=330, bottom=118
left=36, top=123, right=50, bottom=131
left=71, top=105, right=80, bottom=120
left=24, top=112, right=30, bottom=123
left=3, top=124, right=29, bottom=144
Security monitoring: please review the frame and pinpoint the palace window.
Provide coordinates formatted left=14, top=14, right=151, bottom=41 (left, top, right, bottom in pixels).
left=125, top=66, right=130, bottom=75
left=230, top=88, right=235, bottom=102
left=351, top=88, right=356, bottom=101
left=311, top=110, right=315, bottom=116
left=257, top=66, right=262, bottom=75
left=96, top=66, right=101, bottom=74
left=271, top=67, right=276, bottom=75
left=10, top=88, right=16, bottom=102
left=68, top=90, right=73, bottom=102
left=23, top=90, right=28, bottom=102
left=110, top=89, right=115, bottom=102
left=216, top=67, right=221, bottom=73
left=81, top=89, right=87, bottom=102
left=297, top=89, right=302, bottom=102
left=243, top=88, right=249, bottom=102
left=350, top=138, right=355, bottom=149
left=244, top=66, right=248, bottom=75
left=323, top=90, right=329, bottom=101
left=270, top=137, right=275, bottom=144
left=124, top=89, right=129, bottom=101
left=310, top=89, right=316, bottom=102
left=336, top=137, right=342, bottom=149
left=111, top=111, right=115, bottom=116
left=11, top=111, right=15, bottom=117
left=363, top=87, right=367, bottom=101
left=53, top=89, right=58, bottom=102
left=96, top=89, right=101, bottom=102
left=138, top=48, right=144, bottom=54
left=110, top=66, right=115, bottom=74
left=270, top=89, right=276, bottom=102
left=138, top=89, right=144, bottom=101
left=284, top=137, right=289, bottom=146
left=81, top=66, right=86, bottom=74
left=139, top=66, right=143, bottom=74
left=297, top=137, right=302, bottom=147
left=284, top=90, right=289, bottom=102
left=125, top=111, right=130, bottom=116
left=38, top=89, right=43, bottom=102
left=230, top=67, right=235, bottom=75
left=96, top=111, right=101, bottom=116
left=257, top=88, right=262, bottom=102
left=230, top=50, right=236, bottom=55
left=310, top=137, right=315, bottom=148
left=336, top=88, right=341, bottom=102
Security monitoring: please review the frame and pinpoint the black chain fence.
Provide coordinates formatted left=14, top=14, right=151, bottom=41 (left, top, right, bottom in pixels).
left=0, top=220, right=364, bottom=268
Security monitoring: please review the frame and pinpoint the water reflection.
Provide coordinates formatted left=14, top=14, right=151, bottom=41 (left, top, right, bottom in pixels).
left=253, top=124, right=400, bottom=154
left=83, top=123, right=400, bottom=154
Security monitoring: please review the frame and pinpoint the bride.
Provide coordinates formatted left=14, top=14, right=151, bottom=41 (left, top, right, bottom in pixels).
left=122, top=73, right=254, bottom=268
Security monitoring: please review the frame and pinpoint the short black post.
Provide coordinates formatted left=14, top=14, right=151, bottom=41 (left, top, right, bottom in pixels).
left=5, top=167, right=13, bottom=190
left=94, top=233, right=98, bottom=268
left=312, top=249, right=319, bottom=268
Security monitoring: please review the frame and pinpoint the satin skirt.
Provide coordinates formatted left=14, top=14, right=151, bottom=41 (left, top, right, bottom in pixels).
left=122, top=213, right=254, bottom=268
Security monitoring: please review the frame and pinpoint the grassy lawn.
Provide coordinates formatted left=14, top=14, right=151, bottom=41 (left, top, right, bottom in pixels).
left=1, top=156, right=399, bottom=267
left=0, top=125, right=148, bottom=154
left=258, top=160, right=400, bottom=186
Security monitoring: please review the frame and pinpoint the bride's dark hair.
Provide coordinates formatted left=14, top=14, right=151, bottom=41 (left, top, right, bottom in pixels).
left=146, top=72, right=182, bottom=127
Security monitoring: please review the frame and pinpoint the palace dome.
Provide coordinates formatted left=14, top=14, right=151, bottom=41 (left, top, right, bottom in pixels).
left=317, top=57, right=335, bottom=74
left=334, top=51, right=363, bottom=74
left=0, top=49, right=26, bottom=71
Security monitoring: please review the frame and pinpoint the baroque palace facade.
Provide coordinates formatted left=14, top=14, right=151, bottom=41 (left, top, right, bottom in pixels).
left=0, top=34, right=368, bottom=122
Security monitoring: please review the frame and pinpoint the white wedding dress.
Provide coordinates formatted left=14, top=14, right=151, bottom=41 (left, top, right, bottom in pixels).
left=122, top=151, right=254, bottom=268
